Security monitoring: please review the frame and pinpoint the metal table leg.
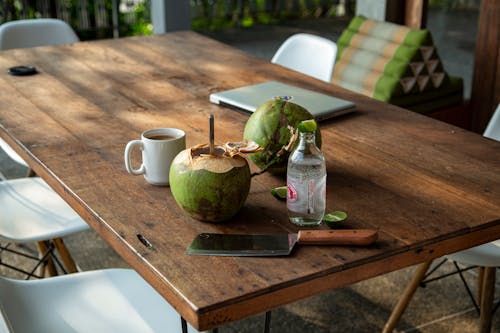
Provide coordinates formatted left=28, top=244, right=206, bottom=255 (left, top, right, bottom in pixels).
left=264, top=311, right=272, bottom=333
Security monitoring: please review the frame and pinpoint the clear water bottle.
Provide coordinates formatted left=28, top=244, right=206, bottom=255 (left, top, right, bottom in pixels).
left=286, top=122, right=326, bottom=226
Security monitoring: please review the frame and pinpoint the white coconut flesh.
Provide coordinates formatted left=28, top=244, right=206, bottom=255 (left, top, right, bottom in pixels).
left=176, top=146, right=247, bottom=174
left=224, top=141, right=261, bottom=154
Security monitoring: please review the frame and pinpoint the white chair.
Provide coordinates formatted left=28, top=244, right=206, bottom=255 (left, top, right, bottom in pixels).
left=271, top=33, right=337, bottom=82
left=483, top=103, right=500, bottom=141
left=0, top=178, right=89, bottom=278
left=0, top=19, right=86, bottom=278
left=0, top=138, right=27, bottom=168
left=383, top=106, right=500, bottom=333
left=0, top=268, right=204, bottom=333
left=0, top=18, right=79, bottom=50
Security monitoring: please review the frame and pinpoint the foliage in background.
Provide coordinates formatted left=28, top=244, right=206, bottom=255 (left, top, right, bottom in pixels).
left=0, top=0, right=482, bottom=38
left=0, top=0, right=355, bottom=37
left=191, top=0, right=354, bottom=31
left=126, top=2, right=152, bottom=36
left=0, top=0, right=151, bottom=40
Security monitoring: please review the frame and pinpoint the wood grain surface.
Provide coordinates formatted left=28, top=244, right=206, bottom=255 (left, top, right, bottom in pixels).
left=0, top=31, right=499, bottom=330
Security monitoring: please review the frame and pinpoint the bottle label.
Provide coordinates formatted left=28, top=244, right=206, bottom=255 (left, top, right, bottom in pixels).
left=287, top=175, right=326, bottom=214
left=287, top=183, right=298, bottom=203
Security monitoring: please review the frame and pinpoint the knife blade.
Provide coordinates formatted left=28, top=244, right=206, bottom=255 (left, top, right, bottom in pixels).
left=185, top=229, right=378, bottom=256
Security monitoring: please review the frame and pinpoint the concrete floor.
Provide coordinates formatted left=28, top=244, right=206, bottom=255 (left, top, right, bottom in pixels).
left=1, top=7, right=499, bottom=333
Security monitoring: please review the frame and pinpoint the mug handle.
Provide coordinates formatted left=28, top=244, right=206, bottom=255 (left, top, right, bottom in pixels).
left=124, top=140, right=145, bottom=175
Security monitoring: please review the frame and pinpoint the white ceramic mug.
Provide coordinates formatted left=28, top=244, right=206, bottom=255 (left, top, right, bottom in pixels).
left=124, top=128, right=186, bottom=185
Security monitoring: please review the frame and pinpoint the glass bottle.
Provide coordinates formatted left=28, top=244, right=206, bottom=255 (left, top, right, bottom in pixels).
left=286, top=131, right=326, bottom=226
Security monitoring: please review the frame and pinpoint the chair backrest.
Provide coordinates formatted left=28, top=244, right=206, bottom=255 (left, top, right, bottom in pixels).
left=0, top=18, right=79, bottom=50
left=483, top=104, right=500, bottom=141
left=0, top=269, right=204, bottom=333
left=271, top=33, right=337, bottom=82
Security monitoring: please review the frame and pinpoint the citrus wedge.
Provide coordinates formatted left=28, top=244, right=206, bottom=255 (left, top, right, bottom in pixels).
left=323, top=211, right=348, bottom=228
left=271, top=186, right=287, bottom=201
left=297, top=119, right=317, bottom=133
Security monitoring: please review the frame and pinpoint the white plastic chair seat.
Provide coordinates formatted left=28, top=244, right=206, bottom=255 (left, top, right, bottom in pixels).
left=0, top=18, right=79, bottom=50
left=0, top=268, right=203, bottom=333
left=0, top=137, right=28, bottom=168
left=483, top=103, right=500, bottom=141
left=0, top=177, right=89, bottom=242
left=446, top=240, right=500, bottom=267
left=271, top=33, right=337, bottom=82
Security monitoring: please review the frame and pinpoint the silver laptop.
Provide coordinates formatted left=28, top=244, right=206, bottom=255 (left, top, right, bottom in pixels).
left=209, top=81, right=355, bottom=121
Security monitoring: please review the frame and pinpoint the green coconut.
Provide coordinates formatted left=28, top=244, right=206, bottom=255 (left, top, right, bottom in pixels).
left=169, top=144, right=252, bottom=223
left=243, top=99, right=321, bottom=174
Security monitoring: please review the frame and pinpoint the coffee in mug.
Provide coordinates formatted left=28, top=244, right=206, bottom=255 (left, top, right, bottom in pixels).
left=147, top=134, right=176, bottom=141
left=124, top=128, right=185, bottom=185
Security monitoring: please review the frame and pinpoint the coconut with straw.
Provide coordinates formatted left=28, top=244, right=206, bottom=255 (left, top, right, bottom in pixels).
left=169, top=115, right=261, bottom=223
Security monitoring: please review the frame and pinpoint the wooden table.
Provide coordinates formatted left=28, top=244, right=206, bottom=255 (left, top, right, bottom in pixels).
left=0, top=31, right=499, bottom=331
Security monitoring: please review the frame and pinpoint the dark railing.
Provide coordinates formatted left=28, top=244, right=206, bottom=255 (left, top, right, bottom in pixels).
left=0, top=0, right=354, bottom=40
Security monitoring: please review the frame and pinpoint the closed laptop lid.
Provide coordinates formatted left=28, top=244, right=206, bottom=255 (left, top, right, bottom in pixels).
left=209, top=81, right=355, bottom=121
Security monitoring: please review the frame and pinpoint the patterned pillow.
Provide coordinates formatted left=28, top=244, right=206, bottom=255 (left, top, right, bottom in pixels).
left=332, top=16, right=455, bottom=105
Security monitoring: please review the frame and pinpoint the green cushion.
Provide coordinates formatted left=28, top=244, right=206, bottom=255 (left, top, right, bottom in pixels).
left=332, top=15, right=462, bottom=108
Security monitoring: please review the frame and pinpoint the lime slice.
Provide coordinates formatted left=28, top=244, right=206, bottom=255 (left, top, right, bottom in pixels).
left=297, top=119, right=317, bottom=133
left=271, top=186, right=287, bottom=201
left=323, top=211, right=348, bottom=228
